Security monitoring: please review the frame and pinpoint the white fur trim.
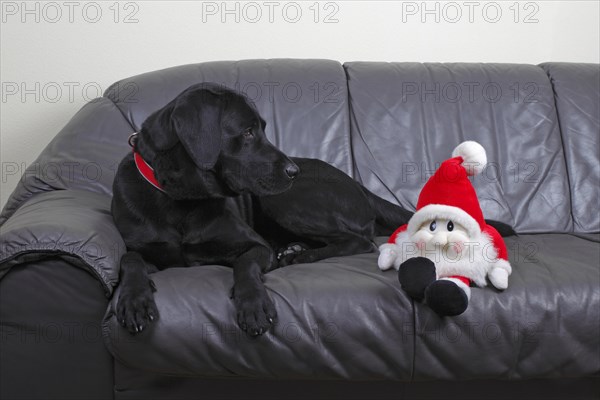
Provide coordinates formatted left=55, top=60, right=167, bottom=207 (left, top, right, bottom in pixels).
left=488, top=259, right=512, bottom=290
left=452, top=141, right=487, bottom=176
left=407, top=204, right=481, bottom=239
left=390, top=228, right=499, bottom=287
left=493, top=258, right=512, bottom=275
left=440, top=277, right=471, bottom=300
left=378, top=243, right=398, bottom=271
left=389, top=230, right=421, bottom=270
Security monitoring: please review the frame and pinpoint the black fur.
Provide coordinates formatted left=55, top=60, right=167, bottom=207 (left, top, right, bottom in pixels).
left=111, top=83, right=414, bottom=336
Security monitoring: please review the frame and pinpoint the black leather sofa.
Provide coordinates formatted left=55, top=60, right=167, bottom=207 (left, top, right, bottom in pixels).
left=1, top=60, right=598, bottom=400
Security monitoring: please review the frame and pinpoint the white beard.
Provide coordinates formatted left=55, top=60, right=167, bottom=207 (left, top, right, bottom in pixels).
left=378, top=229, right=509, bottom=288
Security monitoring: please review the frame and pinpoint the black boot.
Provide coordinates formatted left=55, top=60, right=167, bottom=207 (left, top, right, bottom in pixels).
left=424, top=280, right=469, bottom=316
left=398, top=257, right=437, bottom=301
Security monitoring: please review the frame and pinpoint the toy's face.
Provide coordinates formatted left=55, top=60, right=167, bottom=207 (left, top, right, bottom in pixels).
left=412, top=218, right=470, bottom=256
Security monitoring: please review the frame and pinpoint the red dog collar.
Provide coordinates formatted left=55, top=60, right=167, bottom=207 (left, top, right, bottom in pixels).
left=129, top=132, right=165, bottom=193
left=134, top=151, right=165, bottom=192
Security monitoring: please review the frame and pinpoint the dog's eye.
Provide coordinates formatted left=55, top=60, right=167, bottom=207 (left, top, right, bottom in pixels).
left=429, top=221, right=436, bottom=231
left=243, top=128, right=254, bottom=139
left=447, top=221, right=454, bottom=231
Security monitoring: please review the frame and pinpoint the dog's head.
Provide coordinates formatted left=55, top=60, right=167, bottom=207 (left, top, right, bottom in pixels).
left=135, top=83, right=299, bottom=200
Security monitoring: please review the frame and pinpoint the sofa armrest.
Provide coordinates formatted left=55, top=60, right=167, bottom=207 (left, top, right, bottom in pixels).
left=0, top=189, right=124, bottom=296
left=0, top=257, right=114, bottom=400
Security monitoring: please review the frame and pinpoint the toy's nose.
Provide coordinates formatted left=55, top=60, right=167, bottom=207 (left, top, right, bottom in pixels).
left=432, top=233, right=448, bottom=247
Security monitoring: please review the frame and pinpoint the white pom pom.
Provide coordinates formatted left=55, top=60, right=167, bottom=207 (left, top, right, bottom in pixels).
left=452, top=141, right=487, bottom=176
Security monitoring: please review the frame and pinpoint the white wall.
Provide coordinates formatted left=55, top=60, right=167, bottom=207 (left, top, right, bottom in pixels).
left=1, top=0, right=599, bottom=208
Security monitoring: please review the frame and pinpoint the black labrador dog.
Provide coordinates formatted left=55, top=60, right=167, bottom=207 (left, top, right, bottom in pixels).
left=111, top=83, right=511, bottom=336
left=111, top=83, right=412, bottom=336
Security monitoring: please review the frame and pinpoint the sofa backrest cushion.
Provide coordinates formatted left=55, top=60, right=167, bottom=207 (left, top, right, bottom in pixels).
left=345, top=62, right=572, bottom=233
left=540, top=63, right=600, bottom=233
left=105, top=59, right=353, bottom=176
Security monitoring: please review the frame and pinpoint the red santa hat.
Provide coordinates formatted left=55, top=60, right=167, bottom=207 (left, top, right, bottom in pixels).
left=406, top=141, right=489, bottom=240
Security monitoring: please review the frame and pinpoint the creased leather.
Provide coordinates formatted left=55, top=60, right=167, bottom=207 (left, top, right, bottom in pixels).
left=413, top=234, right=600, bottom=380
left=345, top=62, right=573, bottom=233
left=0, top=98, right=133, bottom=225
left=102, top=234, right=599, bottom=380
left=0, top=190, right=124, bottom=295
left=105, top=59, right=352, bottom=176
left=540, top=63, right=600, bottom=233
left=103, top=253, right=414, bottom=380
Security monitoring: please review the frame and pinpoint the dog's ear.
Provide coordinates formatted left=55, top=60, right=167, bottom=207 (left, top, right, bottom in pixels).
left=141, top=102, right=180, bottom=151
left=170, top=90, right=222, bottom=170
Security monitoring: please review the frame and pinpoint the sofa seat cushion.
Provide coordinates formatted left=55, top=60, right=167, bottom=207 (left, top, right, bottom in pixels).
left=413, top=234, right=600, bottom=380
left=103, top=234, right=599, bottom=381
left=102, top=252, right=415, bottom=380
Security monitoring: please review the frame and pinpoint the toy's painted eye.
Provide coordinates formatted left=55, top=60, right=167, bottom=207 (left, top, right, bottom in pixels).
left=447, top=221, right=454, bottom=231
left=429, top=221, right=436, bottom=231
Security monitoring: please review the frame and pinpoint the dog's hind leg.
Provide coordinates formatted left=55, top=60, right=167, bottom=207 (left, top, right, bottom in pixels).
left=280, top=234, right=375, bottom=266
left=116, top=251, right=159, bottom=334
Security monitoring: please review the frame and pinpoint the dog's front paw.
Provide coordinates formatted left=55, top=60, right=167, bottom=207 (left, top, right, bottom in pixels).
left=233, top=285, right=277, bottom=336
left=116, top=279, right=158, bottom=334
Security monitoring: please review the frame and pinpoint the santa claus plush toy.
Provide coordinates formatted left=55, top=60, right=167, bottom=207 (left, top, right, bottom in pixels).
left=378, top=141, right=511, bottom=316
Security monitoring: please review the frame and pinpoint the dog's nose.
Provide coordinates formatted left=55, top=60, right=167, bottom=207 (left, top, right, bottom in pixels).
left=285, top=163, right=299, bottom=179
